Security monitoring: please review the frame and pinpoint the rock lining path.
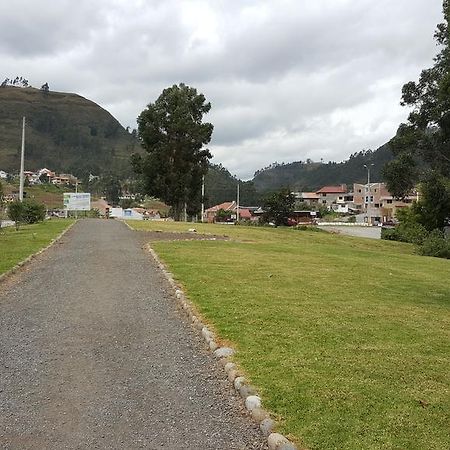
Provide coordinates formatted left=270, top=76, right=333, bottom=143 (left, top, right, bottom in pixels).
left=0, top=219, right=266, bottom=449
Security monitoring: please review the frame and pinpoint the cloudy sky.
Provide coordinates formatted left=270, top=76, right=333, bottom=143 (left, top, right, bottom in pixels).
left=0, top=0, right=443, bottom=179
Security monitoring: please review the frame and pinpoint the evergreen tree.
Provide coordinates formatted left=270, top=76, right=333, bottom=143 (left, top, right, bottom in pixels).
left=134, top=84, right=213, bottom=220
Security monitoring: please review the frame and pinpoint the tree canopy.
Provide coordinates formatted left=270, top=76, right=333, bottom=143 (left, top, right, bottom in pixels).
left=383, top=0, right=450, bottom=229
left=133, top=83, right=213, bottom=220
left=262, top=188, right=295, bottom=226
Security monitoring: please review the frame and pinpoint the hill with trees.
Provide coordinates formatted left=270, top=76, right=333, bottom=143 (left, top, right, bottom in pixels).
left=0, top=85, right=139, bottom=178
left=252, top=144, right=394, bottom=193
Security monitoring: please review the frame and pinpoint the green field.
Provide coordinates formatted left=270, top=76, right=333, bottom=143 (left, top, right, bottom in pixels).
left=0, top=219, right=73, bottom=275
left=129, top=221, right=450, bottom=450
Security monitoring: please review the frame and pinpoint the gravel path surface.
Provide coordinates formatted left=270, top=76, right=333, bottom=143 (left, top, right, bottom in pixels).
left=0, top=219, right=266, bottom=450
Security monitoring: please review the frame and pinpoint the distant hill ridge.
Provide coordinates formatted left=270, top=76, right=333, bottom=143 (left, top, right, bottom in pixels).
left=251, top=144, right=394, bottom=192
left=0, top=86, right=138, bottom=177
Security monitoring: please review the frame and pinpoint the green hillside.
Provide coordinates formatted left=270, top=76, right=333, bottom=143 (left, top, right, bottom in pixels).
left=0, top=86, right=139, bottom=176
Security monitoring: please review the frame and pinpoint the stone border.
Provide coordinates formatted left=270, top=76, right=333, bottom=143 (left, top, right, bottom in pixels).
left=145, top=243, right=298, bottom=450
left=0, top=220, right=76, bottom=284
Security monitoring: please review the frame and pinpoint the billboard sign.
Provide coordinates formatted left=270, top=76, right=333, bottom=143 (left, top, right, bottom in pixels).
left=63, top=193, right=91, bottom=211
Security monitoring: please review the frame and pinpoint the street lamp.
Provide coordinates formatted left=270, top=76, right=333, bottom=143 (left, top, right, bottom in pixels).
left=364, top=163, right=374, bottom=225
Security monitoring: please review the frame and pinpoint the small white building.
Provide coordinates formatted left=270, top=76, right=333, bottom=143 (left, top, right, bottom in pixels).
left=0, top=170, right=8, bottom=179
left=110, top=207, right=144, bottom=220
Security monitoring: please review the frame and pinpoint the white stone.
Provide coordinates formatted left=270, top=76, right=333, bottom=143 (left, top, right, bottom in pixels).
left=278, top=442, right=297, bottom=450
left=234, top=376, right=246, bottom=390
left=227, top=369, right=238, bottom=383
left=201, top=327, right=213, bottom=343
left=209, top=340, right=218, bottom=351
left=267, top=433, right=289, bottom=450
left=213, top=347, right=234, bottom=358
left=260, top=418, right=275, bottom=436
left=224, top=362, right=236, bottom=373
left=245, top=395, right=261, bottom=411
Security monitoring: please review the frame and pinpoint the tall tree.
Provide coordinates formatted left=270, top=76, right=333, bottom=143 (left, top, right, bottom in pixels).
left=262, top=188, right=295, bottom=226
left=383, top=1, right=450, bottom=228
left=134, top=83, right=213, bottom=220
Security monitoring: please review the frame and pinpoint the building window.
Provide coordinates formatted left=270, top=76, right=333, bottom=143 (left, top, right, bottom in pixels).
left=374, top=203, right=380, bottom=208
left=358, top=189, right=361, bottom=193
left=386, top=199, right=393, bottom=204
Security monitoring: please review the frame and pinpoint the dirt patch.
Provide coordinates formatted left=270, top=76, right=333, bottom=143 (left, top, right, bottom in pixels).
left=138, top=231, right=230, bottom=242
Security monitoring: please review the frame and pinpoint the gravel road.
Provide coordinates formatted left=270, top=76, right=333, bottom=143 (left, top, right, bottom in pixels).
left=0, top=219, right=266, bottom=450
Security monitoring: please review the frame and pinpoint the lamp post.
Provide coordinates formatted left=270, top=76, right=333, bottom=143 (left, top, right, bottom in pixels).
left=364, top=163, right=374, bottom=225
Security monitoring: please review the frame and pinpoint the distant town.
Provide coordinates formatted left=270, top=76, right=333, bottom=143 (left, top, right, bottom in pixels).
left=0, top=166, right=416, bottom=226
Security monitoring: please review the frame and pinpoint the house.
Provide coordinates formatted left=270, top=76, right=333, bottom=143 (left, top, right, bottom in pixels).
left=0, top=170, right=8, bottom=179
left=204, top=201, right=237, bottom=223
left=38, top=168, right=55, bottom=178
left=204, top=201, right=259, bottom=223
left=52, top=173, right=78, bottom=186
left=353, top=182, right=417, bottom=223
left=293, top=192, right=320, bottom=206
left=316, top=185, right=348, bottom=208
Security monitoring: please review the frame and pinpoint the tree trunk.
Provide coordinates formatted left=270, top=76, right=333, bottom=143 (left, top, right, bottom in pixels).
left=172, top=202, right=184, bottom=221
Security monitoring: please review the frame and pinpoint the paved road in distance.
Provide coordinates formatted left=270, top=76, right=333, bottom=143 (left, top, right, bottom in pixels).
left=319, top=225, right=382, bottom=239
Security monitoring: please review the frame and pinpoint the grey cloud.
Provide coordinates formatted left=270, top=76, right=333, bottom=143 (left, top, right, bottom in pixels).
left=0, top=0, right=444, bottom=179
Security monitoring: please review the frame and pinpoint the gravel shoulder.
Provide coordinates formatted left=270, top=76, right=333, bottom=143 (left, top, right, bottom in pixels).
left=0, top=219, right=266, bottom=449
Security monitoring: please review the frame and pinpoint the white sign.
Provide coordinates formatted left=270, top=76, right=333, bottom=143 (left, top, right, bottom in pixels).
left=63, top=193, right=91, bottom=211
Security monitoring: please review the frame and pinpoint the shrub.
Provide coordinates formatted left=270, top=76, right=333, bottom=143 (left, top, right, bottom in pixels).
left=8, top=199, right=46, bottom=230
left=381, top=222, right=429, bottom=245
left=8, top=200, right=23, bottom=230
left=22, top=199, right=46, bottom=224
left=418, top=229, right=450, bottom=259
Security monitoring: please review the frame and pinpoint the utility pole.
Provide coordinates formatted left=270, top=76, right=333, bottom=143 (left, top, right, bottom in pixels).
left=19, top=117, right=25, bottom=201
left=364, top=163, right=374, bottom=225
left=236, top=182, right=240, bottom=223
left=201, top=175, right=205, bottom=223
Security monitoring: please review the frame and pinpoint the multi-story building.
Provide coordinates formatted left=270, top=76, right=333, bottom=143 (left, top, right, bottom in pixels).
left=353, top=182, right=417, bottom=223
left=315, top=185, right=352, bottom=209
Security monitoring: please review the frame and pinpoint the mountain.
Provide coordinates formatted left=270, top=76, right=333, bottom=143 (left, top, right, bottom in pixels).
left=252, top=144, right=394, bottom=193
left=0, top=86, right=139, bottom=177
left=204, top=164, right=260, bottom=207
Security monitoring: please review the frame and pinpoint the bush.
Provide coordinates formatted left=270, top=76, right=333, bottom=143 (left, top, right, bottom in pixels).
left=8, top=199, right=46, bottom=229
left=418, top=229, right=450, bottom=259
left=22, top=199, right=46, bottom=224
left=381, top=222, right=429, bottom=245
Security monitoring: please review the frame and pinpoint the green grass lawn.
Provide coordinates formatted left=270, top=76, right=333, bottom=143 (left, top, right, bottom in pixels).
left=0, top=219, right=73, bottom=275
left=129, top=221, right=450, bottom=450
